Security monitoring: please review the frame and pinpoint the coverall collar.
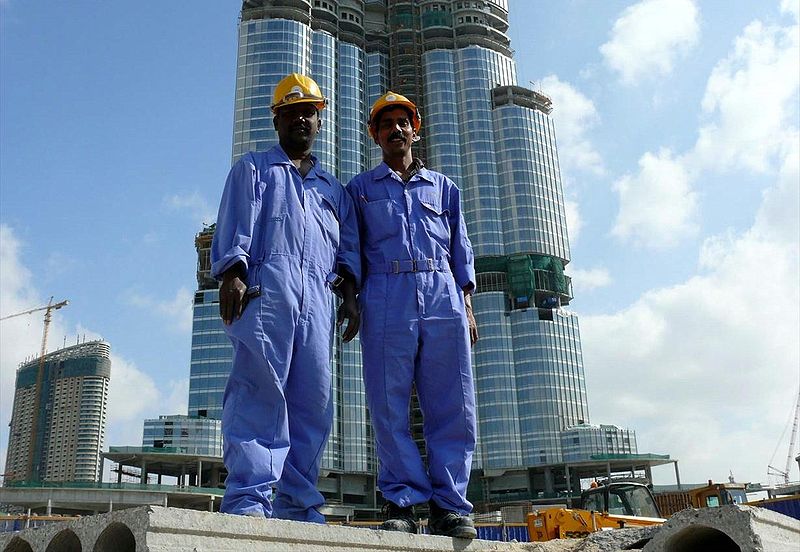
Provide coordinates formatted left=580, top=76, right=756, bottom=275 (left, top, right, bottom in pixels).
left=267, top=145, right=331, bottom=186
left=373, top=159, right=435, bottom=185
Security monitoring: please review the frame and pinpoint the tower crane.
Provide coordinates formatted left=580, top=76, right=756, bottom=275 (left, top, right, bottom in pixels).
left=0, top=297, right=69, bottom=480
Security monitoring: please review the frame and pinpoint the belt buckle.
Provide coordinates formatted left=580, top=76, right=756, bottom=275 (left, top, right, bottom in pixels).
left=392, top=260, right=400, bottom=274
left=326, top=273, right=344, bottom=288
left=411, top=260, right=417, bottom=273
left=426, top=258, right=434, bottom=271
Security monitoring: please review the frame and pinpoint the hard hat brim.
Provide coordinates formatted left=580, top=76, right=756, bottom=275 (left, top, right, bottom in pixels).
left=271, top=97, right=328, bottom=113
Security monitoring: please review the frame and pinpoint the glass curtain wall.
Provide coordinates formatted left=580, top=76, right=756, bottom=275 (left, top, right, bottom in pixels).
left=232, top=19, right=312, bottom=161
left=188, top=288, right=231, bottom=421
left=451, top=46, right=515, bottom=258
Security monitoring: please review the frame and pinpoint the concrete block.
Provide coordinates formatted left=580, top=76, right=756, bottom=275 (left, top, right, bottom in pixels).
left=0, top=506, right=580, bottom=552
left=643, top=505, right=800, bottom=552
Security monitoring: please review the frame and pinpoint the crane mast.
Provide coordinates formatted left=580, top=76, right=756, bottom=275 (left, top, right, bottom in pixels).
left=784, top=388, right=800, bottom=484
left=768, top=386, right=800, bottom=485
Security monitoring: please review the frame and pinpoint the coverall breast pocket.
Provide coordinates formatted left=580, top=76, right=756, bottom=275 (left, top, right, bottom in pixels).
left=260, top=179, right=289, bottom=224
left=362, top=198, right=400, bottom=243
left=419, top=197, right=450, bottom=244
left=318, top=193, right=341, bottom=258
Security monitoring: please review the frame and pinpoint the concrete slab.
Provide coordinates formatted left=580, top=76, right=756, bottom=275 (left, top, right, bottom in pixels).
left=0, top=506, right=579, bottom=552
left=643, top=505, right=800, bottom=552
left=572, top=526, right=659, bottom=551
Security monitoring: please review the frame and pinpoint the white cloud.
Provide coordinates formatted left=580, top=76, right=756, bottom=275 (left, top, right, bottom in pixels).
left=611, top=5, right=798, bottom=252
left=584, top=29, right=800, bottom=482
left=583, top=215, right=799, bottom=484
left=782, top=0, right=799, bottom=21
left=163, top=192, right=215, bottom=226
left=611, top=148, right=698, bottom=248
left=600, top=0, right=700, bottom=84
left=540, top=75, right=604, bottom=176
left=142, top=231, right=160, bottom=245
left=104, top=358, right=189, bottom=451
left=568, top=267, right=613, bottom=293
left=127, top=287, right=194, bottom=333
left=693, top=18, right=799, bottom=173
left=536, top=76, right=600, bottom=244
left=757, top=132, right=800, bottom=244
left=164, top=378, right=190, bottom=416
left=564, top=199, right=583, bottom=243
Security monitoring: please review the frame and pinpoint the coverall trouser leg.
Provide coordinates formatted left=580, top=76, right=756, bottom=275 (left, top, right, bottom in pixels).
left=220, top=334, right=290, bottom=517
left=416, top=316, right=476, bottom=514
left=220, top=283, right=332, bottom=523
left=362, top=309, right=476, bottom=513
left=363, top=313, right=431, bottom=508
left=272, top=302, right=332, bottom=523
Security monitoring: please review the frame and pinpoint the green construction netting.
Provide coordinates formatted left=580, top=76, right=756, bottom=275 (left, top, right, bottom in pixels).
left=475, top=254, right=569, bottom=298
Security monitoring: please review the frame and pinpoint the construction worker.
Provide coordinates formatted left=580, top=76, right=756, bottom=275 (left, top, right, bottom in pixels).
left=347, top=92, right=478, bottom=538
left=211, top=73, right=360, bottom=522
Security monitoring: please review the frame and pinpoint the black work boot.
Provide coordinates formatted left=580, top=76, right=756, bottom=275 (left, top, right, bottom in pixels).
left=380, top=502, right=417, bottom=533
left=427, top=501, right=477, bottom=539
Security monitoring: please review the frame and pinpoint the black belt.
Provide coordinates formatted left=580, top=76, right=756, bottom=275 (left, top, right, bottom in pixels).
left=368, top=258, right=449, bottom=274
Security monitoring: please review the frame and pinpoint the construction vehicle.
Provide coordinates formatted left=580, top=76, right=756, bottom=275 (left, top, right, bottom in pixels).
left=653, top=480, right=748, bottom=517
left=527, top=482, right=665, bottom=541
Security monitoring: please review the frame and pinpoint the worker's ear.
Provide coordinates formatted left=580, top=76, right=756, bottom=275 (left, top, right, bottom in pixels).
left=273, top=116, right=278, bottom=131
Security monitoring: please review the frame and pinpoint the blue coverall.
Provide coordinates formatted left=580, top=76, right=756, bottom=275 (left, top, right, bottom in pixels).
left=346, top=162, right=477, bottom=514
left=211, top=145, right=360, bottom=522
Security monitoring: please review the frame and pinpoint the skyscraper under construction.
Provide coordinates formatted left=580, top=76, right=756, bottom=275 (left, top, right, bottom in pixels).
left=4, top=341, right=110, bottom=484
left=183, top=0, right=670, bottom=514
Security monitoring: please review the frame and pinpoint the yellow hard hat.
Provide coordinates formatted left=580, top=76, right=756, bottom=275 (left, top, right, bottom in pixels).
left=368, top=91, right=421, bottom=138
left=271, top=73, right=328, bottom=113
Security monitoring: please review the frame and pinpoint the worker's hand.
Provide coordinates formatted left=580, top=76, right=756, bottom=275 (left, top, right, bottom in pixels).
left=337, top=276, right=360, bottom=342
left=464, top=291, right=478, bottom=347
left=219, top=264, right=248, bottom=325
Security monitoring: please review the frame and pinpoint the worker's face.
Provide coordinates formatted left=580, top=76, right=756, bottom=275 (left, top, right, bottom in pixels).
left=273, top=103, right=321, bottom=152
left=373, top=107, right=416, bottom=157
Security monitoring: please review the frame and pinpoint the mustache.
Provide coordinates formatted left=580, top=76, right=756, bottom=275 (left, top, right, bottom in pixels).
left=389, top=131, right=404, bottom=141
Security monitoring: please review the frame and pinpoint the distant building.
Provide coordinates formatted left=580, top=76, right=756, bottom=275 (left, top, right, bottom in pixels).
left=4, top=341, right=110, bottom=483
left=142, top=415, right=222, bottom=458
left=560, top=424, right=638, bottom=463
left=187, top=225, right=231, bottom=422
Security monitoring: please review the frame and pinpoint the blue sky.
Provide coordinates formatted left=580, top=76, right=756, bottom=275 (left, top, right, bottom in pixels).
left=1, top=1, right=798, bottom=488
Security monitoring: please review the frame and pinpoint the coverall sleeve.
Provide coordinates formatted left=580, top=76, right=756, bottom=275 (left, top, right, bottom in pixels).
left=447, top=180, right=476, bottom=293
left=345, top=178, right=369, bottom=285
left=337, top=186, right=362, bottom=289
left=210, top=154, right=261, bottom=280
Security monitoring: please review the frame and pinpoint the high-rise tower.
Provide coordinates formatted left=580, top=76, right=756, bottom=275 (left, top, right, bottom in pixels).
left=4, top=341, right=110, bottom=483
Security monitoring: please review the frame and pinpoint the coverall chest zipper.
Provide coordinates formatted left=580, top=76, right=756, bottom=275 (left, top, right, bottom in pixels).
left=401, top=178, right=424, bottom=317
left=298, top=186, right=310, bottom=322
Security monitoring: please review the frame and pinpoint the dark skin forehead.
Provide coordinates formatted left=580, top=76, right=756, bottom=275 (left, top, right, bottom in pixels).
left=274, top=102, right=320, bottom=122
left=373, top=105, right=414, bottom=130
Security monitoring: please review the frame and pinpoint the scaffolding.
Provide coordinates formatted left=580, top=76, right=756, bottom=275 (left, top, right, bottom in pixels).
left=475, top=254, right=572, bottom=310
